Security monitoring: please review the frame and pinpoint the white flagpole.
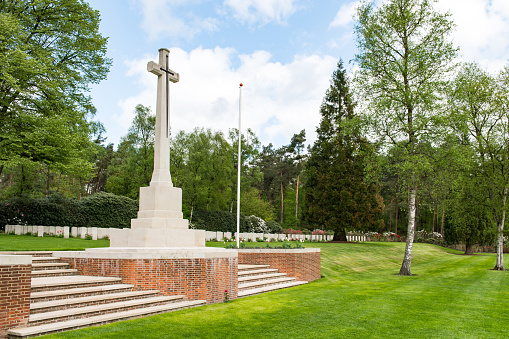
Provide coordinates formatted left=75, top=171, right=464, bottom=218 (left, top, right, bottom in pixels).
left=237, top=83, right=243, bottom=249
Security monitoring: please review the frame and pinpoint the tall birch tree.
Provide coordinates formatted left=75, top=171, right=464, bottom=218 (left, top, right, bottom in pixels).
left=354, top=0, right=457, bottom=275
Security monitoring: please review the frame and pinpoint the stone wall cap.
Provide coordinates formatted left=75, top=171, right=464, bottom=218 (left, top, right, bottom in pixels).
left=236, top=248, right=320, bottom=254
left=53, top=247, right=238, bottom=259
left=0, top=255, right=32, bottom=265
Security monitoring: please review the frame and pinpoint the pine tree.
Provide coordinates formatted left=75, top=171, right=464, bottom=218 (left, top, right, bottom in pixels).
left=305, top=61, right=384, bottom=241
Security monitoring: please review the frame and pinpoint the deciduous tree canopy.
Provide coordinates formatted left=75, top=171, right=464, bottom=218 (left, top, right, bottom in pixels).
left=0, top=0, right=111, bottom=178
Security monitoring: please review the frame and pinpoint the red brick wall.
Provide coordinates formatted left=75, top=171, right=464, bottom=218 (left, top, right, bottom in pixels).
left=0, top=264, right=31, bottom=338
left=238, top=250, right=321, bottom=282
left=60, top=257, right=237, bottom=304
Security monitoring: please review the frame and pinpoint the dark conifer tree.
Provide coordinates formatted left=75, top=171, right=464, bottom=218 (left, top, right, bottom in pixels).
left=304, top=60, right=384, bottom=241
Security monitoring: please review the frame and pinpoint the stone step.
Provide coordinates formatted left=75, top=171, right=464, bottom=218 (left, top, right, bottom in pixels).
left=31, top=275, right=123, bottom=293
left=30, top=290, right=162, bottom=314
left=32, top=256, right=60, bottom=262
left=0, top=251, right=53, bottom=257
left=238, top=272, right=288, bottom=283
left=238, top=264, right=270, bottom=271
left=31, top=257, right=61, bottom=264
left=28, top=295, right=188, bottom=326
left=238, top=277, right=297, bottom=291
left=8, top=299, right=206, bottom=338
left=31, top=268, right=78, bottom=277
left=31, top=262, right=70, bottom=271
left=238, top=280, right=307, bottom=298
left=31, top=284, right=135, bottom=302
left=237, top=268, right=279, bottom=277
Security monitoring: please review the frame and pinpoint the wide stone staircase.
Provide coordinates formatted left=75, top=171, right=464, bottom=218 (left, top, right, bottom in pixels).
left=7, top=252, right=205, bottom=338
left=7, top=254, right=307, bottom=338
left=237, top=264, right=307, bottom=297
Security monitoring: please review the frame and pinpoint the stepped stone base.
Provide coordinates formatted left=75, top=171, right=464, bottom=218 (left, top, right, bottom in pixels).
left=109, top=183, right=206, bottom=248
left=55, top=248, right=238, bottom=304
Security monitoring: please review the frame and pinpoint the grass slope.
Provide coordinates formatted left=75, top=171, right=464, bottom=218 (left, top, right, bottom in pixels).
left=2, top=236, right=507, bottom=338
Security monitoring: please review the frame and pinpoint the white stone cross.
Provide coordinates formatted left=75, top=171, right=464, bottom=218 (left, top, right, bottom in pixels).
left=108, top=48, right=206, bottom=247
left=146, top=48, right=179, bottom=184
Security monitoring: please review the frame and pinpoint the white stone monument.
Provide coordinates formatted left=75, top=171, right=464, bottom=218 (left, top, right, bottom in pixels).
left=110, top=48, right=205, bottom=247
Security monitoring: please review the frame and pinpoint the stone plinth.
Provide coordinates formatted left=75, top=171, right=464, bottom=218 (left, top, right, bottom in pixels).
left=109, top=228, right=205, bottom=247
left=55, top=247, right=237, bottom=304
left=238, top=248, right=321, bottom=282
left=0, top=255, right=31, bottom=338
left=109, top=184, right=205, bottom=247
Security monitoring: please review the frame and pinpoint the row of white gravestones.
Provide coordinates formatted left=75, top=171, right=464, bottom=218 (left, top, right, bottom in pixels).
left=4, top=225, right=364, bottom=242
left=204, top=231, right=336, bottom=242
left=4, top=225, right=109, bottom=240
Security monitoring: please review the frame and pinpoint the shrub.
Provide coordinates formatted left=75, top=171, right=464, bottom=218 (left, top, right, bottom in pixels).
left=0, top=194, right=86, bottom=229
left=191, top=210, right=249, bottom=233
left=80, top=192, right=138, bottom=228
left=266, top=221, right=283, bottom=234
left=246, top=215, right=268, bottom=233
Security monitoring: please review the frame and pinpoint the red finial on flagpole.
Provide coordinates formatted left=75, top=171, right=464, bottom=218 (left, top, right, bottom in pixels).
left=239, top=83, right=243, bottom=87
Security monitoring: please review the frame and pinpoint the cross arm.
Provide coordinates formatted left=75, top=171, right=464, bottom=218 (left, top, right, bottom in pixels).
left=147, top=61, right=180, bottom=83
left=147, top=61, right=163, bottom=76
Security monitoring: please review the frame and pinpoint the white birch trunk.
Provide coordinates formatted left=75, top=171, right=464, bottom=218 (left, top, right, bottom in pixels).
left=399, top=187, right=417, bottom=275
left=495, top=184, right=508, bottom=271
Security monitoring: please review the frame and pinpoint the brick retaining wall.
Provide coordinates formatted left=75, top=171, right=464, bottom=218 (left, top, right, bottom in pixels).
left=0, top=257, right=31, bottom=339
left=56, top=249, right=238, bottom=304
left=238, top=249, right=321, bottom=282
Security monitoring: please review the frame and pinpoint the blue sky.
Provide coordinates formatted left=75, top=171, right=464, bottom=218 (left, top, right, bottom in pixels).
left=86, top=0, right=509, bottom=149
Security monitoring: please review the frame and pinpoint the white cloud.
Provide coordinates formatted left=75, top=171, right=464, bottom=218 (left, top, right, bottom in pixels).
left=223, top=0, right=297, bottom=25
left=137, top=0, right=219, bottom=40
left=116, top=47, right=337, bottom=147
left=329, top=1, right=361, bottom=28
left=435, top=0, right=509, bottom=72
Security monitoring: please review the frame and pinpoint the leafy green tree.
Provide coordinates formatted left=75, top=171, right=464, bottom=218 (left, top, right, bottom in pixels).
left=0, top=0, right=110, bottom=180
left=172, top=128, right=234, bottom=220
left=229, top=128, right=263, bottom=213
left=106, top=105, right=155, bottom=199
left=86, top=141, right=114, bottom=194
left=305, top=60, right=384, bottom=241
left=240, top=188, right=274, bottom=221
left=447, top=62, right=509, bottom=270
left=354, top=0, right=457, bottom=275
left=446, top=149, right=495, bottom=255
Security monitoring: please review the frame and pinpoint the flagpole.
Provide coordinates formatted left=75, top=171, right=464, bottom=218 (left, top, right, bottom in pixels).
left=237, top=83, right=243, bottom=249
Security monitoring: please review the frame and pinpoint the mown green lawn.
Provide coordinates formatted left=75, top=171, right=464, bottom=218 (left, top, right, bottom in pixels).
left=0, top=233, right=109, bottom=251
left=1, top=235, right=507, bottom=338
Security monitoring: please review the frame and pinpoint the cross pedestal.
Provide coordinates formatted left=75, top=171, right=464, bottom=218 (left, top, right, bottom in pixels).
left=110, top=48, right=205, bottom=247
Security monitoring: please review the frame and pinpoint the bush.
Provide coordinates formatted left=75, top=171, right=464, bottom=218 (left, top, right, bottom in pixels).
left=80, top=192, right=138, bottom=228
left=0, top=193, right=138, bottom=230
left=266, top=221, right=283, bottom=234
left=0, top=194, right=87, bottom=229
left=191, top=210, right=249, bottom=233
left=246, top=215, right=268, bottom=233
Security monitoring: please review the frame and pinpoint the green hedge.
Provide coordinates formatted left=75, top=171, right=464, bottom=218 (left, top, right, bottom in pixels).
left=0, top=194, right=86, bottom=229
left=80, top=192, right=138, bottom=229
left=0, top=193, right=138, bottom=231
left=191, top=210, right=249, bottom=233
